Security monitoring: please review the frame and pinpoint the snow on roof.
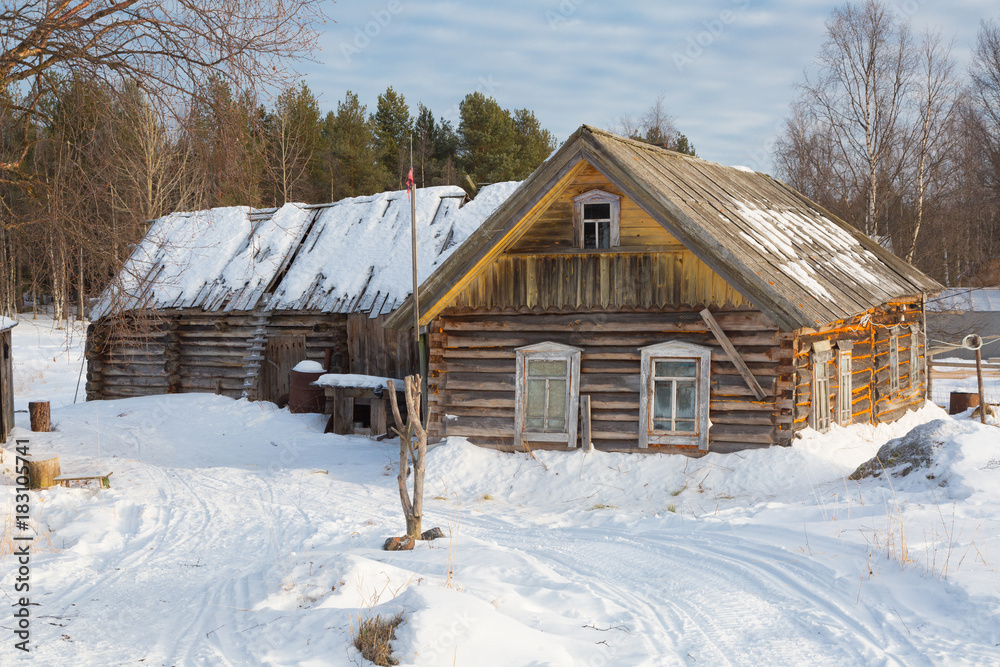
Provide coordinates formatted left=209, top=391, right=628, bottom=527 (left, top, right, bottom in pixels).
left=927, top=288, right=1000, bottom=313
left=92, top=183, right=519, bottom=320
left=0, top=316, right=16, bottom=331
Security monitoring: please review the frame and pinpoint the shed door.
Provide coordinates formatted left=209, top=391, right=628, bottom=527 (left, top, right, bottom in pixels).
left=259, top=335, right=306, bottom=404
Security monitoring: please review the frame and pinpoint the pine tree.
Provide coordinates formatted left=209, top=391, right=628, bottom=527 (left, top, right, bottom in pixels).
left=327, top=91, right=385, bottom=199
left=372, top=86, right=413, bottom=190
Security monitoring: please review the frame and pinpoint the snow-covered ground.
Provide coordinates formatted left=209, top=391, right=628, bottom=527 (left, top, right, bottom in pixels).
left=2, top=316, right=999, bottom=665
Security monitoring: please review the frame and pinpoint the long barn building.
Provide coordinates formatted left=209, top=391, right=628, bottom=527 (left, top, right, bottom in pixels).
left=86, top=184, right=518, bottom=407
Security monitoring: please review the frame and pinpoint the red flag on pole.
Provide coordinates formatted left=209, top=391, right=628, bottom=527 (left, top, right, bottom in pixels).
left=406, top=167, right=414, bottom=200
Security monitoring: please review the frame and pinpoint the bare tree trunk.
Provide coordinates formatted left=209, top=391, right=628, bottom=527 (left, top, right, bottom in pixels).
left=388, top=375, right=427, bottom=542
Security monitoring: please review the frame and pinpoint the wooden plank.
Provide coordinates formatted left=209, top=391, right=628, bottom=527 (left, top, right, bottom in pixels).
left=701, top=309, right=767, bottom=400
left=580, top=395, right=593, bottom=451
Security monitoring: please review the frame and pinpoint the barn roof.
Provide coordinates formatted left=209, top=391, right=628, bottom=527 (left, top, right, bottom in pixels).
left=91, top=183, right=519, bottom=320
left=927, top=288, right=1000, bottom=313
left=387, top=125, right=941, bottom=332
left=0, top=317, right=16, bottom=332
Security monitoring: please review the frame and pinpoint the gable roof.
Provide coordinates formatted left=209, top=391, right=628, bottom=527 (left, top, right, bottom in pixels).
left=0, top=317, right=16, bottom=332
left=386, top=125, right=941, bottom=332
left=91, top=183, right=520, bottom=320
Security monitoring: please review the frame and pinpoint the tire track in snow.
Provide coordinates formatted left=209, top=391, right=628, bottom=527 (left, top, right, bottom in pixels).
left=456, top=514, right=928, bottom=666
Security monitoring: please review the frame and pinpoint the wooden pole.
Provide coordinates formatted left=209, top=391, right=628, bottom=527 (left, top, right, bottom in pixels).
left=410, top=135, right=428, bottom=418
left=975, top=345, right=988, bottom=424
left=28, top=401, right=50, bottom=432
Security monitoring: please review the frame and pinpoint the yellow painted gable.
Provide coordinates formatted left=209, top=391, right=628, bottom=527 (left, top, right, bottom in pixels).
left=507, top=162, right=683, bottom=254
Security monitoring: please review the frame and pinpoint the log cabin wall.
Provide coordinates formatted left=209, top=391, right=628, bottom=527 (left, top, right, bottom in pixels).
left=791, top=299, right=926, bottom=433
left=427, top=308, right=795, bottom=452
left=86, top=310, right=348, bottom=401
left=346, top=313, right=417, bottom=380
left=1, top=328, right=14, bottom=444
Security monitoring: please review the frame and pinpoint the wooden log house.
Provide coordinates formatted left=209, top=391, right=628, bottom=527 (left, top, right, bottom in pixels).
left=85, top=184, right=518, bottom=421
left=1, top=317, right=15, bottom=444
left=386, top=126, right=942, bottom=454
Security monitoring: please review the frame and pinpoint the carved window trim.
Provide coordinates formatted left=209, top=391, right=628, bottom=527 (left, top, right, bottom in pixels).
left=573, top=190, right=621, bottom=250
left=811, top=341, right=833, bottom=433
left=515, top=342, right=582, bottom=450
left=638, top=341, right=712, bottom=450
left=836, top=341, right=853, bottom=426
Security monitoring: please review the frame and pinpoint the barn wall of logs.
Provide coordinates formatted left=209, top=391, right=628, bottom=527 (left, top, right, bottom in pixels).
left=792, top=299, right=927, bottom=432
left=86, top=310, right=348, bottom=401
left=427, top=307, right=795, bottom=453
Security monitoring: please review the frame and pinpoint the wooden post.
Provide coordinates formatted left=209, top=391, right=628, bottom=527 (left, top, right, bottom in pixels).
left=580, top=395, right=593, bottom=451
left=976, top=346, right=988, bottom=425
left=370, top=398, right=388, bottom=436
left=28, top=401, right=50, bottom=432
left=26, top=456, right=60, bottom=489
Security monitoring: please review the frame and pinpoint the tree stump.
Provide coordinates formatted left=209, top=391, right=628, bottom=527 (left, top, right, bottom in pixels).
left=28, top=401, right=50, bottom=432
left=26, top=456, right=60, bottom=489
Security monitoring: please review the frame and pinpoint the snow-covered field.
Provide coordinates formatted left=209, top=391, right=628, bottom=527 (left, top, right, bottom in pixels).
left=2, top=317, right=999, bottom=665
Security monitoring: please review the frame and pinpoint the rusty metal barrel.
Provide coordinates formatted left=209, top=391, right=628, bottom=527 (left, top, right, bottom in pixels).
left=949, top=391, right=980, bottom=415
left=288, top=361, right=326, bottom=414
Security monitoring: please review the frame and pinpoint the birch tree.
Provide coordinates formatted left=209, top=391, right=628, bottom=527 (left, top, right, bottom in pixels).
left=800, top=0, right=915, bottom=239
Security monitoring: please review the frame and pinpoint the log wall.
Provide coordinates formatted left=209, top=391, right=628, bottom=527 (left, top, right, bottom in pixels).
left=791, top=300, right=926, bottom=432
left=427, top=308, right=795, bottom=452
left=86, top=310, right=348, bottom=401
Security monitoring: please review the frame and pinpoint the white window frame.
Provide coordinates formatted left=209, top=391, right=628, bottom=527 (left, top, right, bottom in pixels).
left=811, top=342, right=833, bottom=432
left=889, top=328, right=901, bottom=394
left=908, top=324, right=921, bottom=389
left=515, top=342, right=582, bottom=450
left=573, top=189, right=621, bottom=250
left=836, top=342, right=853, bottom=426
left=639, top=341, right=712, bottom=450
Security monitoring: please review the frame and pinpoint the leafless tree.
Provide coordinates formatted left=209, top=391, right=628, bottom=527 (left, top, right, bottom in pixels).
left=0, top=0, right=327, bottom=180
left=617, top=94, right=679, bottom=147
left=905, top=31, right=959, bottom=263
left=800, top=0, right=915, bottom=238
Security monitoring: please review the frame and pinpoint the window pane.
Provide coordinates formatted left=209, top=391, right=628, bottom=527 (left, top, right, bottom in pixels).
left=653, top=381, right=673, bottom=420
left=528, top=360, right=567, bottom=377
left=598, top=220, right=611, bottom=249
left=653, top=419, right=673, bottom=430
left=675, top=420, right=696, bottom=432
left=655, top=360, right=696, bottom=378
left=548, top=379, right=567, bottom=419
left=547, top=418, right=566, bottom=431
left=583, top=202, right=611, bottom=220
left=526, top=417, right=544, bottom=429
left=676, top=383, right=697, bottom=419
left=583, top=221, right=597, bottom=249
left=526, top=379, right=546, bottom=417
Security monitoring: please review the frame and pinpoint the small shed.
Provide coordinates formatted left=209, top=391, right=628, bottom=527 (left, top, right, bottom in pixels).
left=1, top=317, right=15, bottom=444
left=86, top=184, right=518, bottom=412
left=387, top=125, right=942, bottom=454
left=926, top=289, right=1000, bottom=361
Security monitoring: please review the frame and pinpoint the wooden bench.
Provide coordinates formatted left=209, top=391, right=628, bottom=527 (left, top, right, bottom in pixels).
left=54, top=472, right=113, bottom=489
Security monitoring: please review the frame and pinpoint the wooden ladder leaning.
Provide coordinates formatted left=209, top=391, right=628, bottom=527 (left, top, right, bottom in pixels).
left=241, top=312, right=270, bottom=400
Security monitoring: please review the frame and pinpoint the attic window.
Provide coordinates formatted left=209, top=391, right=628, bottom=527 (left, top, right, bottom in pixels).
left=573, top=190, right=620, bottom=250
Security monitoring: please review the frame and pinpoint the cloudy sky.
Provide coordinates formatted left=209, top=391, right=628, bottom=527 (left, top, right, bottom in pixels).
left=300, top=1, right=998, bottom=172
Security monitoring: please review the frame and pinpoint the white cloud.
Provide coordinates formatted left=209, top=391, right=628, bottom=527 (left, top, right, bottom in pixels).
left=302, top=0, right=1000, bottom=171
